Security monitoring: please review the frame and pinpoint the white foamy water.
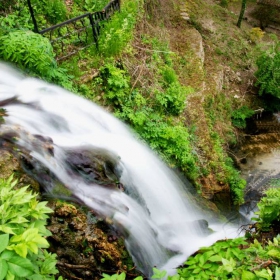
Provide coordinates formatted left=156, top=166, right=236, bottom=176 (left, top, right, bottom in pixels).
left=0, top=62, right=240, bottom=276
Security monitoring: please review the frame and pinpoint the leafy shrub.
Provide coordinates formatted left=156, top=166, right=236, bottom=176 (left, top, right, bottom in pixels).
left=219, top=0, right=228, bottom=8
left=231, top=105, right=255, bottom=129
left=161, top=66, right=177, bottom=85
left=0, top=175, right=62, bottom=279
left=255, top=36, right=280, bottom=98
left=32, top=0, right=68, bottom=24
left=176, top=237, right=280, bottom=280
left=253, top=188, right=280, bottom=231
left=156, top=83, right=192, bottom=115
left=99, top=62, right=130, bottom=105
left=226, top=165, right=246, bottom=204
left=0, top=30, right=74, bottom=90
left=0, top=0, right=16, bottom=14
left=249, top=27, right=265, bottom=43
left=0, top=30, right=56, bottom=77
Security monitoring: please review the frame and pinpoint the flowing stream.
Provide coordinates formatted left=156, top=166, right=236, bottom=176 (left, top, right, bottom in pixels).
left=0, top=63, right=240, bottom=276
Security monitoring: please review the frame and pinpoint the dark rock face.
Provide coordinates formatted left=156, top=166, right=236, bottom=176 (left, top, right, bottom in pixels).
left=47, top=201, right=137, bottom=279
left=64, top=147, right=123, bottom=188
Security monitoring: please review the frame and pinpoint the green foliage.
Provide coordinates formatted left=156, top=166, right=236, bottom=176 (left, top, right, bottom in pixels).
left=40, top=0, right=68, bottom=24
left=231, top=106, right=255, bottom=129
left=0, top=30, right=56, bottom=77
left=101, top=272, right=143, bottom=280
left=223, top=158, right=246, bottom=204
left=253, top=188, right=280, bottom=231
left=255, top=36, right=280, bottom=98
left=82, top=0, right=108, bottom=11
left=97, top=0, right=141, bottom=56
left=0, top=30, right=74, bottom=90
left=155, top=83, right=192, bottom=115
left=99, top=63, right=130, bottom=105
left=219, top=0, right=228, bottom=8
left=100, top=234, right=280, bottom=280
left=98, top=61, right=199, bottom=181
left=0, top=0, right=16, bottom=14
left=0, top=175, right=61, bottom=279
left=100, top=235, right=280, bottom=280
left=156, top=237, right=280, bottom=280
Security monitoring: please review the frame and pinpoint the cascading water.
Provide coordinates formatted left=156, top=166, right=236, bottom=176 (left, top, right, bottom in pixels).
left=0, top=63, right=240, bottom=276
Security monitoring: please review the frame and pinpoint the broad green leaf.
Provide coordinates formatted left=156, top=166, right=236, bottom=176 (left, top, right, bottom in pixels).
left=27, top=275, right=44, bottom=280
left=0, top=225, right=15, bottom=235
left=241, top=271, right=257, bottom=280
left=26, top=241, right=38, bottom=254
left=152, top=268, right=167, bottom=279
left=199, top=254, right=205, bottom=266
left=117, top=272, right=126, bottom=280
left=9, top=216, right=28, bottom=224
left=7, top=256, right=33, bottom=277
left=221, top=258, right=236, bottom=273
left=134, top=277, right=143, bottom=280
left=202, top=263, right=212, bottom=269
left=0, top=259, right=8, bottom=280
left=102, top=273, right=113, bottom=280
left=22, top=228, right=38, bottom=241
left=32, top=235, right=49, bottom=247
left=40, top=257, right=58, bottom=274
left=0, top=234, right=9, bottom=253
left=192, top=268, right=201, bottom=274
left=12, top=243, right=28, bottom=258
left=30, top=220, right=51, bottom=236
left=268, top=249, right=280, bottom=259
left=10, top=235, right=23, bottom=243
left=275, top=267, right=280, bottom=280
left=254, top=269, right=272, bottom=280
left=1, top=250, right=16, bottom=260
left=5, top=270, right=15, bottom=280
left=208, top=254, right=222, bottom=262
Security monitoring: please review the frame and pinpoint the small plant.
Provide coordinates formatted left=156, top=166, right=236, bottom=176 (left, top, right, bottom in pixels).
left=219, top=0, right=228, bottom=8
left=255, top=35, right=280, bottom=98
left=253, top=188, right=280, bottom=231
left=249, top=27, right=265, bottom=44
left=32, top=0, right=68, bottom=24
left=101, top=272, right=143, bottom=280
left=231, top=105, right=255, bottom=129
left=99, top=62, right=130, bottom=105
left=156, top=83, right=192, bottom=115
left=97, top=0, right=140, bottom=56
left=0, top=175, right=62, bottom=279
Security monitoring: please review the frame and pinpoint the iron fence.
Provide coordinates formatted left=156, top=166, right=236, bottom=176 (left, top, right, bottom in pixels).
left=37, top=0, right=120, bottom=61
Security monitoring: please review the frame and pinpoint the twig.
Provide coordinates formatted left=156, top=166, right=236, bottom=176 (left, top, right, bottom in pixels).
left=251, top=260, right=277, bottom=271
left=57, top=262, right=90, bottom=270
left=131, top=64, right=145, bottom=92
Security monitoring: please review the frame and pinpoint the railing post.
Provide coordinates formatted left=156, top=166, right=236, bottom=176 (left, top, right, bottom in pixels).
left=89, top=13, right=99, bottom=49
left=26, top=0, right=38, bottom=33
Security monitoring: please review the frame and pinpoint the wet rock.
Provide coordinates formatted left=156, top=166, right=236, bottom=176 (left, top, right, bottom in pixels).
left=47, top=201, right=138, bottom=279
left=64, top=147, right=123, bottom=188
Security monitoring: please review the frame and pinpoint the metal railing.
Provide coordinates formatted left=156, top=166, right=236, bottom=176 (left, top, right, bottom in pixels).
left=37, top=0, right=120, bottom=61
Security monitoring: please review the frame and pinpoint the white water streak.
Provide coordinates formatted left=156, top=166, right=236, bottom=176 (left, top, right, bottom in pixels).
left=0, top=63, right=240, bottom=276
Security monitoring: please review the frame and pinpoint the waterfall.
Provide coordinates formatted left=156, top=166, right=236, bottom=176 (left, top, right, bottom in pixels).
left=0, top=63, right=240, bottom=276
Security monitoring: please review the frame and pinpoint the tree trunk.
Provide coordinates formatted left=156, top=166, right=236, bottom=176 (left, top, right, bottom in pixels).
left=237, top=0, right=247, bottom=28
